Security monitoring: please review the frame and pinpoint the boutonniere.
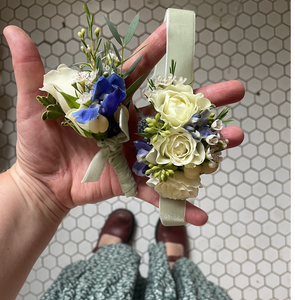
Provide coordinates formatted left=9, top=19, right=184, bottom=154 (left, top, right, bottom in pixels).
left=36, top=4, right=146, bottom=197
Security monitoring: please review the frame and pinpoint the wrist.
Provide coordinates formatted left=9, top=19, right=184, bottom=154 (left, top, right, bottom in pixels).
left=9, top=162, right=69, bottom=225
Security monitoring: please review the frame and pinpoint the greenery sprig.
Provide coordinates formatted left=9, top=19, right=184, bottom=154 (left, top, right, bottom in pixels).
left=139, top=113, right=171, bottom=143
left=145, top=162, right=178, bottom=182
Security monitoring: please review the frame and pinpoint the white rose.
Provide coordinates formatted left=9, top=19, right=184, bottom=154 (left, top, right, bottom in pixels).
left=146, top=127, right=205, bottom=166
left=149, top=83, right=211, bottom=128
left=146, top=171, right=201, bottom=200
left=40, top=64, right=79, bottom=114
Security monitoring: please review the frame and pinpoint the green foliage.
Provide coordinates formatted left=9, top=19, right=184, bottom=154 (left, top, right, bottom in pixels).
left=169, top=59, right=177, bottom=76
left=145, top=162, right=178, bottom=182
left=123, top=14, right=139, bottom=46
left=125, top=70, right=150, bottom=100
left=42, top=104, right=65, bottom=120
left=59, top=92, right=79, bottom=109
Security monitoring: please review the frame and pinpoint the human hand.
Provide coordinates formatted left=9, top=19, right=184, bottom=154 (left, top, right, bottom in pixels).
left=3, top=23, right=244, bottom=226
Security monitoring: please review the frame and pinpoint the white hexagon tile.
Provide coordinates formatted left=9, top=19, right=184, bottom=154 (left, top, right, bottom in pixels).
left=0, top=0, right=290, bottom=299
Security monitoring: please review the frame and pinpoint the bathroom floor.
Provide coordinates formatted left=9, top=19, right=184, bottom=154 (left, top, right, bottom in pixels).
left=0, top=0, right=290, bottom=299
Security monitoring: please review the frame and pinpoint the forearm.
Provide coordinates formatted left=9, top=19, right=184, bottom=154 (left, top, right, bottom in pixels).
left=0, top=164, right=68, bottom=300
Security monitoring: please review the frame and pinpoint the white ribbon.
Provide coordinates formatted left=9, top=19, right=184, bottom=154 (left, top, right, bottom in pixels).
left=153, top=8, right=196, bottom=226
left=82, top=108, right=137, bottom=197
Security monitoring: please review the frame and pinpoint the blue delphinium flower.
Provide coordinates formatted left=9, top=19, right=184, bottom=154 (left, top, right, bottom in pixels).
left=73, top=73, right=126, bottom=124
left=132, top=140, right=152, bottom=177
left=185, top=109, right=215, bottom=141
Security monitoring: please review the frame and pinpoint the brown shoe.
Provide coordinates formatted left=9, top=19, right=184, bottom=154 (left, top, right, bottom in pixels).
left=92, top=209, right=135, bottom=252
left=155, top=219, right=187, bottom=262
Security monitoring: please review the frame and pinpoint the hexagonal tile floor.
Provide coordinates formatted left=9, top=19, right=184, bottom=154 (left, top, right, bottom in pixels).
left=0, top=0, right=290, bottom=299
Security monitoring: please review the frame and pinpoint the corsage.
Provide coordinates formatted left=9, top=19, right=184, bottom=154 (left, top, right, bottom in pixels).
left=133, top=9, right=232, bottom=225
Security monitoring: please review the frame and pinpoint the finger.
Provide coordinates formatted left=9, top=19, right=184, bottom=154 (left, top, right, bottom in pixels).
left=123, top=22, right=166, bottom=88
left=3, top=26, right=45, bottom=121
left=221, top=126, right=244, bottom=148
left=194, top=80, right=245, bottom=107
left=185, top=201, right=208, bottom=226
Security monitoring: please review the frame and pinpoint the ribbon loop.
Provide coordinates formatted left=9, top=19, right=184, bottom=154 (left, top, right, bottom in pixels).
left=154, top=8, right=196, bottom=226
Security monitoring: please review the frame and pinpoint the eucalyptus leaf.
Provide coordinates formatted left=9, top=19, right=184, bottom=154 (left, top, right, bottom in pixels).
left=111, top=42, right=122, bottom=62
left=104, top=16, right=122, bottom=46
left=123, top=13, right=139, bottom=46
left=59, top=91, right=79, bottom=109
left=126, top=70, right=150, bottom=99
left=98, top=59, right=104, bottom=76
left=123, top=54, right=143, bottom=79
left=46, top=104, right=65, bottom=119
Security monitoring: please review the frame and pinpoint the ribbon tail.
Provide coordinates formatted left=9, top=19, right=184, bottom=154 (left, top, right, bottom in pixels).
left=159, top=196, right=186, bottom=226
left=109, top=150, right=137, bottom=197
left=82, top=147, right=110, bottom=183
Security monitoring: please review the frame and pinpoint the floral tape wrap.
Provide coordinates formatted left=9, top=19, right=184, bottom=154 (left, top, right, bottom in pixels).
left=153, top=8, right=196, bottom=226
left=82, top=109, right=137, bottom=197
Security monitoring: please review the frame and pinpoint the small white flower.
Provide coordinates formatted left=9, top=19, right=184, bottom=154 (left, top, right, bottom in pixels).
left=76, top=91, right=93, bottom=104
left=72, top=71, right=89, bottom=84
left=85, top=70, right=98, bottom=86
left=211, top=119, right=223, bottom=131
left=206, top=134, right=219, bottom=145
left=173, top=76, right=187, bottom=85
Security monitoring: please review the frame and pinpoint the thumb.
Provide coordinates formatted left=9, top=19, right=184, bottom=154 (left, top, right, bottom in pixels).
left=3, top=26, right=45, bottom=121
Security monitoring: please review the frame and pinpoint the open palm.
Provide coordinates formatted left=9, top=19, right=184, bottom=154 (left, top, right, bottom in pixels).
left=4, top=24, right=244, bottom=226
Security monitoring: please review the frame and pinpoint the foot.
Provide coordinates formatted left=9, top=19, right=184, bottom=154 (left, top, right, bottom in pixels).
left=93, top=209, right=135, bottom=252
left=155, top=219, right=187, bottom=268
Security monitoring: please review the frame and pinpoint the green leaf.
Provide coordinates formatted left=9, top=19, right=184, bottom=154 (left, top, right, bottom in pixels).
left=123, top=54, right=143, bottom=79
left=37, top=94, right=56, bottom=107
left=134, top=104, right=145, bottom=119
left=215, top=107, right=231, bottom=120
left=123, top=13, right=139, bottom=46
left=83, top=3, right=91, bottom=17
left=95, top=56, right=101, bottom=71
left=124, top=97, right=131, bottom=109
left=104, top=16, right=122, bottom=46
left=59, top=91, right=79, bottom=109
left=111, top=42, right=122, bottom=62
left=46, top=104, right=65, bottom=119
left=92, top=131, right=108, bottom=141
left=98, top=58, right=104, bottom=76
left=42, top=111, right=48, bottom=121
left=137, top=133, right=152, bottom=138
left=222, top=119, right=234, bottom=123
left=125, top=70, right=150, bottom=99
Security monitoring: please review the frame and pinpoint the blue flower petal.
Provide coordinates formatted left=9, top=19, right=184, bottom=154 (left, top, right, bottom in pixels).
left=132, top=161, right=149, bottom=177
left=92, top=76, right=113, bottom=101
left=108, top=73, right=126, bottom=91
left=72, top=104, right=100, bottom=124
left=134, top=140, right=152, bottom=152
left=199, top=126, right=215, bottom=139
left=137, top=148, right=149, bottom=163
left=100, top=86, right=127, bottom=116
